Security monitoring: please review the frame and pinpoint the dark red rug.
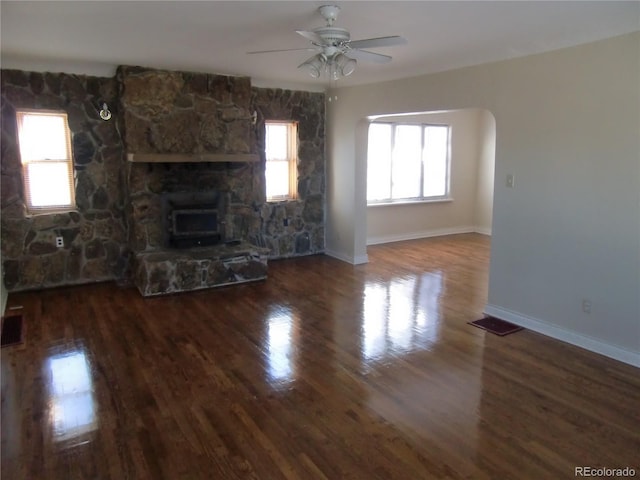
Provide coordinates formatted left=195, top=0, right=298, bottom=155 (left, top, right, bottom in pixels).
left=1, top=315, right=24, bottom=347
left=469, top=316, right=523, bottom=336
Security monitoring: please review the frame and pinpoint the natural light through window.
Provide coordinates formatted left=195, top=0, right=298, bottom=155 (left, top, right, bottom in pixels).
left=16, top=110, right=75, bottom=214
left=267, top=307, right=297, bottom=386
left=265, top=121, right=298, bottom=201
left=362, top=272, right=443, bottom=361
left=423, top=126, right=449, bottom=197
left=367, top=122, right=450, bottom=204
left=48, top=351, right=97, bottom=444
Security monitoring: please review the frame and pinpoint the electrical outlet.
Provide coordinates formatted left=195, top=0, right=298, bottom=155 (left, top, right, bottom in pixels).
left=506, top=174, right=515, bottom=188
left=55, top=236, right=64, bottom=248
left=582, top=299, right=592, bottom=314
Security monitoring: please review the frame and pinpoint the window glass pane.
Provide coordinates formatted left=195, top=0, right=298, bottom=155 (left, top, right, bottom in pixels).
left=423, top=126, right=449, bottom=197
left=367, top=121, right=450, bottom=205
left=367, top=123, right=392, bottom=201
left=266, top=121, right=297, bottom=201
left=19, top=114, right=69, bottom=161
left=266, top=160, right=290, bottom=198
left=392, top=125, right=421, bottom=199
left=266, top=124, right=288, bottom=160
left=26, top=162, right=72, bottom=207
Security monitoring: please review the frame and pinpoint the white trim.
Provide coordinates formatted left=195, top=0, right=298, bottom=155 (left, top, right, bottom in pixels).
left=368, top=197, right=453, bottom=207
left=367, top=225, right=477, bottom=245
left=474, top=226, right=492, bottom=236
left=484, top=304, right=640, bottom=368
left=353, top=254, right=369, bottom=265
left=324, top=249, right=369, bottom=265
left=324, top=249, right=354, bottom=264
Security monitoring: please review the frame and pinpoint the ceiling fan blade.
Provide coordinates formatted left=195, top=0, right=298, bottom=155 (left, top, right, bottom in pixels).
left=348, top=36, right=407, bottom=49
left=347, top=49, right=392, bottom=64
left=247, top=47, right=317, bottom=54
left=296, top=30, right=329, bottom=45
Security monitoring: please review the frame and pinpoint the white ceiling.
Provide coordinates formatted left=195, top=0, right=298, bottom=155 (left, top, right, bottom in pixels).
left=1, top=1, right=639, bottom=92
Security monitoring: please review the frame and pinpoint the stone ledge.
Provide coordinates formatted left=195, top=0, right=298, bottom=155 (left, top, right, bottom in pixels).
left=133, top=242, right=269, bottom=297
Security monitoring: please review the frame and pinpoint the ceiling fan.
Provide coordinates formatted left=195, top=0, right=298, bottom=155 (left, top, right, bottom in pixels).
left=248, top=5, right=407, bottom=80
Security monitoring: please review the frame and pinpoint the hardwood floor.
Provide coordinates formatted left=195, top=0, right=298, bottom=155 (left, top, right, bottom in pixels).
left=2, top=233, right=639, bottom=479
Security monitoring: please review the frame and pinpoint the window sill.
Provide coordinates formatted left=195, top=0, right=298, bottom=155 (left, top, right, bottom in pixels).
left=25, top=207, right=78, bottom=217
left=367, top=197, right=453, bottom=207
left=267, top=198, right=299, bottom=204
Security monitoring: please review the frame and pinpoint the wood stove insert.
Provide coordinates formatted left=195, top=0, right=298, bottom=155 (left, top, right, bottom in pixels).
left=162, top=191, right=226, bottom=249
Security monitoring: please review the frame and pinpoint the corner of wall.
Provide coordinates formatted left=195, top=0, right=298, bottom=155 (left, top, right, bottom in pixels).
left=473, top=109, right=496, bottom=233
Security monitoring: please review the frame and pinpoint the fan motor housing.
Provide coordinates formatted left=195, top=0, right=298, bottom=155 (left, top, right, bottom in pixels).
left=314, top=27, right=350, bottom=45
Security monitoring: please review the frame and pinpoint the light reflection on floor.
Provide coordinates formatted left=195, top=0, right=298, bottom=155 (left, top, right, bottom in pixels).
left=47, top=348, right=97, bottom=446
left=267, top=307, right=297, bottom=386
left=265, top=271, right=444, bottom=386
left=362, top=271, right=443, bottom=360
left=361, top=269, right=481, bottom=455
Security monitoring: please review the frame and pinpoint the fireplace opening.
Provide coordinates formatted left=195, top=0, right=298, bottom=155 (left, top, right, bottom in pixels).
left=162, top=191, right=226, bottom=249
left=173, top=209, right=218, bottom=236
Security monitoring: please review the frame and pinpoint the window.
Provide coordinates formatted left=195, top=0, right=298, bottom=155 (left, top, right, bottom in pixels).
left=367, top=122, right=451, bottom=204
left=16, top=110, right=75, bottom=214
left=265, top=121, right=298, bottom=201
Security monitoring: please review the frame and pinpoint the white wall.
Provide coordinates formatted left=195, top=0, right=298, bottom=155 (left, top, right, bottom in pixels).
left=325, top=32, right=640, bottom=366
left=366, top=109, right=494, bottom=244
left=325, top=98, right=365, bottom=263
left=474, top=110, right=496, bottom=235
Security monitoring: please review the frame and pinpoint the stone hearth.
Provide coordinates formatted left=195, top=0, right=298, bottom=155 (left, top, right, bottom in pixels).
left=133, top=242, right=269, bottom=297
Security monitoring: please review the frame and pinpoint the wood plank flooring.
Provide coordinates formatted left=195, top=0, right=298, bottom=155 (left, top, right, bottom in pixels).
left=2, top=233, right=639, bottom=479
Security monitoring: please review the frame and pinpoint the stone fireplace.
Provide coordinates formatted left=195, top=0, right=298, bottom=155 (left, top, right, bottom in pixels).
left=123, top=154, right=273, bottom=296
left=127, top=161, right=270, bottom=296
left=119, top=66, right=271, bottom=296
left=0, top=65, right=324, bottom=294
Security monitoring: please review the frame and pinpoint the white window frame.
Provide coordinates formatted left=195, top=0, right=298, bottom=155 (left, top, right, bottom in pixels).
left=367, top=122, right=451, bottom=205
left=16, top=109, right=76, bottom=215
left=265, top=121, right=298, bottom=202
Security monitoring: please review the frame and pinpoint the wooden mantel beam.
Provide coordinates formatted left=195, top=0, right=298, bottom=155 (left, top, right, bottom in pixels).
left=127, top=153, right=259, bottom=163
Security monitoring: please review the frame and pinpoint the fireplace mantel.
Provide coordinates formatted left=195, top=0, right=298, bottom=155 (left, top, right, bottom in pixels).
left=127, top=153, right=259, bottom=163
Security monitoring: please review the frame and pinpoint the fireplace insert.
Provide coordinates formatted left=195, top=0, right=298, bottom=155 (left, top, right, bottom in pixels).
left=162, top=191, right=225, bottom=248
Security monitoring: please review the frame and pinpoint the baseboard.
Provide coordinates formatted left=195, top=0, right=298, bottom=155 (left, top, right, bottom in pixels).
left=325, top=249, right=369, bottom=265
left=367, top=226, right=478, bottom=246
left=353, top=254, right=369, bottom=265
left=329, top=224, right=491, bottom=262
left=474, top=226, right=492, bottom=236
left=484, top=304, right=640, bottom=368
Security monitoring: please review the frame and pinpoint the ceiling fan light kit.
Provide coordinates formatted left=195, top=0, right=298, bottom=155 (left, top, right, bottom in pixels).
left=299, top=51, right=357, bottom=80
left=334, top=53, right=357, bottom=77
left=248, top=4, right=407, bottom=82
left=300, top=54, right=327, bottom=79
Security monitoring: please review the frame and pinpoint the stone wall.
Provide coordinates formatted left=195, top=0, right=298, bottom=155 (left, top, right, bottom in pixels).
left=118, top=66, right=262, bottom=253
left=0, top=70, right=128, bottom=291
left=252, top=87, right=325, bottom=256
left=1, top=66, right=326, bottom=292
left=118, top=66, right=255, bottom=155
